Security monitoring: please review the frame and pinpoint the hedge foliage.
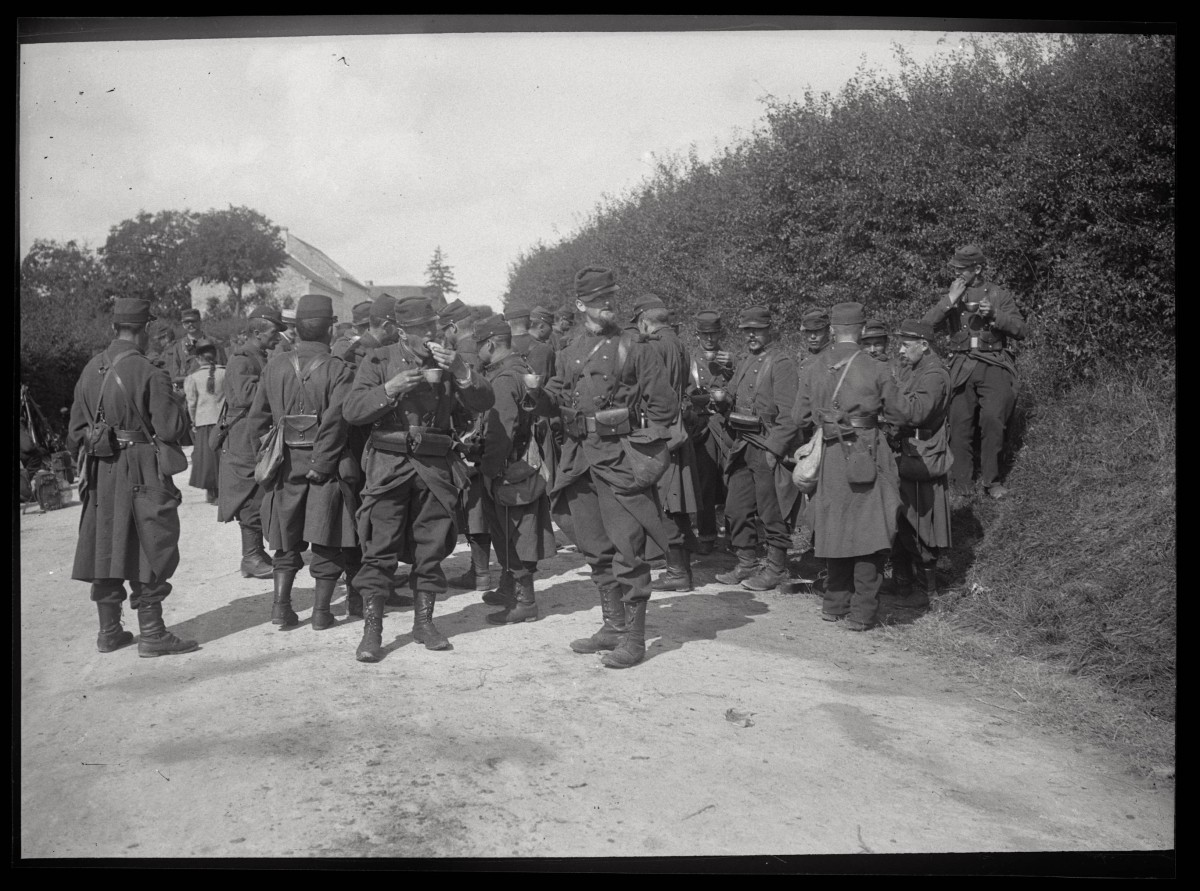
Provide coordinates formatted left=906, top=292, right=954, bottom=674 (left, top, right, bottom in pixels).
left=504, top=34, right=1175, bottom=381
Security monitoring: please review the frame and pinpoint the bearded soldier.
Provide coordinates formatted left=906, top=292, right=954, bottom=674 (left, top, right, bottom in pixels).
left=343, top=296, right=494, bottom=663
left=535, top=267, right=678, bottom=669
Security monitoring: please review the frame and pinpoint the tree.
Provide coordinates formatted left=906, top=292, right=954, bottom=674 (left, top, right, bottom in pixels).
left=99, top=209, right=198, bottom=319
left=190, top=205, right=288, bottom=318
left=424, top=246, right=458, bottom=309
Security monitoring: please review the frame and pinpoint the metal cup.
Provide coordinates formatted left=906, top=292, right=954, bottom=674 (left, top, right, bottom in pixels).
left=963, top=301, right=980, bottom=313
left=523, top=373, right=543, bottom=389
left=710, top=387, right=727, bottom=404
left=423, top=368, right=444, bottom=384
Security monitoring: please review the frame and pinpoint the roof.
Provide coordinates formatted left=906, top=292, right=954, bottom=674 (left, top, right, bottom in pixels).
left=368, top=284, right=427, bottom=301
left=287, top=232, right=367, bottom=290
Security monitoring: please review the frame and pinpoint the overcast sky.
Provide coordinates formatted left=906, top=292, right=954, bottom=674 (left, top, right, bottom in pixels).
left=20, top=25, right=967, bottom=309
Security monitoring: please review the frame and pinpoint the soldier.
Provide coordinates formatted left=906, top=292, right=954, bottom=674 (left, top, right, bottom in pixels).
left=216, top=306, right=284, bottom=580
left=922, top=244, right=1027, bottom=500
left=245, top=295, right=361, bottom=632
left=535, top=267, right=678, bottom=669
left=505, top=306, right=534, bottom=357
left=633, top=294, right=702, bottom=592
left=526, top=307, right=558, bottom=378
left=889, top=320, right=953, bottom=609
left=145, top=319, right=175, bottom=371
left=551, top=306, right=575, bottom=351
left=686, top=310, right=735, bottom=555
left=344, top=294, right=399, bottom=373
left=165, top=308, right=227, bottom=389
left=268, top=307, right=298, bottom=360
left=332, top=300, right=373, bottom=361
left=792, top=302, right=907, bottom=631
left=343, top=296, right=494, bottom=662
left=861, top=318, right=891, bottom=362
left=67, top=297, right=198, bottom=657
left=712, top=306, right=800, bottom=591
left=797, top=308, right=831, bottom=377
left=473, top=316, right=558, bottom=623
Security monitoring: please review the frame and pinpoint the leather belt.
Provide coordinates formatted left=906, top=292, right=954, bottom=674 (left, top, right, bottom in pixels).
left=902, top=426, right=936, bottom=441
left=821, top=417, right=878, bottom=437
left=848, top=416, right=878, bottom=429
left=114, top=429, right=150, bottom=445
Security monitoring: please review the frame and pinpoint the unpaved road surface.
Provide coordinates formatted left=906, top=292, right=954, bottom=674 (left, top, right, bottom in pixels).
left=19, top=462, right=1173, bottom=859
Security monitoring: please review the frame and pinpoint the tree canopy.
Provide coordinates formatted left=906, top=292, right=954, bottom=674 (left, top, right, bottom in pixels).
left=189, top=205, right=288, bottom=317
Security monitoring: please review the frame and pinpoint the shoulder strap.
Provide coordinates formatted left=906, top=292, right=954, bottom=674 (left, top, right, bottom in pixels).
left=89, top=348, right=141, bottom=425
left=831, top=352, right=859, bottom=410
left=605, top=335, right=632, bottom=408
left=108, top=353, right=159, bottom=443
left=289, top=353, right=330, bottom=414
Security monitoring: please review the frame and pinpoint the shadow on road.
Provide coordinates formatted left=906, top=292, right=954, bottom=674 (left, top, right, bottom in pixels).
left=170, top=584, right=319, bottom=645
left=642, top=589, right=770, bottom=664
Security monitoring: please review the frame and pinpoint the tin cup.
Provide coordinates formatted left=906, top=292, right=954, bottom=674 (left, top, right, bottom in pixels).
left=710, top=387, right=727, bottom=404
left=423, top=368, right=444, bottom=384
left=963, top=300, right=980, bottom=313
left=523, top=373, right=543, bottom=389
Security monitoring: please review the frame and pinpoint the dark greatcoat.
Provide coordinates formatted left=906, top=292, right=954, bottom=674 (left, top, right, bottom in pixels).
left=540, top=327, right=678, bottom=556
left=244, top=341, right=360, bottom=550
left=686, top=350, right=735, bottom=496
left=523, top=337, right=557, bottom=381
left=723, top=343, right=801, bottom=518
left=645, top=327, right=700, bottom=515
left=921, top=280, right=1027, bottom=387
left=479, top=353, right=557, bottom=563
left=217, top=342, right=270, bottom=522
left=793, top=341, right=907, bottom=559
left=895, top=352, right=953, bottom=549
left=343, top=341, right=494, bottom=562
left=68, top=340, right=190, bottom=584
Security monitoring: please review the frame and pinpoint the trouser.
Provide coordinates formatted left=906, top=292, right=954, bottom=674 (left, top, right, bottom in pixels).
left=236, top=487, right=264, bottom=533
left=273, top=543, right=355, bottom=579
left=484, top=501, right=538, bottom=577
left=353, top=475, right=456, bottom=602
left=694, top=431, right=724, bottom=538
left=725, top=443, right=790, bottom=552
left=824, top=553, right=886, bottom=624
left=90, top=578, right=171, bottom=607
left=664, top=511, right=692, bottom=550
left=554, top=473, right=653, bottom=604
left=949, top=361, right=1016, bottom=490
left=893, top=515, right=937, bottom=566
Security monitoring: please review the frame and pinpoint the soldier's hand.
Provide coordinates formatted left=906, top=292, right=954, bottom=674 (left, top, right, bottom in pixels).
left=305, top=469, right=331, bottom=484
left=978, top=297, right=995, bottom=319
left=384, top=368, right=425, bottom=399
left=948, top=276, right=969, bottom=305
left=429, top=342, right=466, bottom=376
left=714, top=350, right=733, bottom=367
left=765, top=451, right=779, bottom=469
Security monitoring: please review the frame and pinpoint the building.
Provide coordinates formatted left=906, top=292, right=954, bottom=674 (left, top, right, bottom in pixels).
left=189, top=229, right=423, bottom=321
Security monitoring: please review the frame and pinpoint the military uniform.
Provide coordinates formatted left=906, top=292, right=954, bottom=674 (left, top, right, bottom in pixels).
left=67, top=298, right=198, bottom=657
left=539, top=267, right=678, bottom=669
left=344, top=297, right=494, bottom=661
left=714, top=306, right=800, bottom=591
left=921, top=245, right=1027, bottom=495
left=245, top=302, right=361, bottom=631
left=889, top=320, right=953, bottom=607
left=685, top=313, right=735, bottom=550
left=792, top=303, right=907, bottom=630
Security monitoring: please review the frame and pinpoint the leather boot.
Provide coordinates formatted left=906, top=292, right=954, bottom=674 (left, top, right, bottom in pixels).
left=602, top=600, right=648, bottom=669
left=311, top=578, right=337, bottom=630
left=487, top=572, right=538, bottom=624
left=448, top=537, right=493, bottom=591
left=742, top=546, right=789, bottom=591
left=715, top=548, right=760, bottom=586
left=889, top=551, right=915, bottom=598
left=482, top=570, right=517, bottom=607
left=652, top=546, right=693, bottom=592
left=355, top=595, right=386, bottom=663
left=136, top=602, right=199, bottom=657
left=344, top=578, right=364, bottom=618
left=694, top=536, right=716, bottom=556
left=412, top=591, right=451, bottom=650
left=909, top=561, right=936, bottom=609
left=96, top=603, right=134, bottom=653
left=271, top=570, right=299, bottom=628
left=239, top=526, right=274, bottom=579
left=570, top=583, right=626, bottom=653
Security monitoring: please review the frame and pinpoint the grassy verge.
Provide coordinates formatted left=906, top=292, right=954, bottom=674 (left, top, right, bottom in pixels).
left=884, top=363, right=1176, bottom=779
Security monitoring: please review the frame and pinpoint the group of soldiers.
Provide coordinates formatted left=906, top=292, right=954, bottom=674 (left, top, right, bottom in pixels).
left=65, top=243, right=1025, bottom=662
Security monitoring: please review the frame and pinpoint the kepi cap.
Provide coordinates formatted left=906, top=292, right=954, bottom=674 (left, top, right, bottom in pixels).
left=180, top=308, right=201, bottom=323
left=861, top=318, right=889, bottom=340
left=395, top=296, right=439, bottom=327
left=895, top=319, right=935, bottom=341
left=248, top=305, right=285, bottom=330
left=949, top=244, right=986, bottom=268
left=475, top=316, right=511, bottom=343
left=830, top=302, right=866, bottom=326
left=296, top=294, right=335, bottom=321
left=801, top=308, right=830, bottom=331
left=737, top=305, right=772, bottom=329
left=503, top=306, right=532, bottom=322
left=695, top=310, right=722, bottom=333
left=112, top=298, right=156, bottom=325
left=370, top=294, right=398, bottom=323
left=632, top=294, right=666, bottom=318
left=530, top=305, right=555, bottom=324
left=574, top=267, right=618, bottom=304
left=351, top=301, right=374, bottom=325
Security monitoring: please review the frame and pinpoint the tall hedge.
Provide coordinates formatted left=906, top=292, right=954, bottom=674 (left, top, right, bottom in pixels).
left=504, top=34, right=1175, bottom=380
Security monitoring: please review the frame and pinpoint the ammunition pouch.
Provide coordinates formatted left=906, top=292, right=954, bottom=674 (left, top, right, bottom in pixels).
left=592, top=406, right=633, bottom=437
left=726, top=411, right=762, bottom=434
left=282, top=413, right=319, bottom=448
left=85, top=422, right=117, bottom=458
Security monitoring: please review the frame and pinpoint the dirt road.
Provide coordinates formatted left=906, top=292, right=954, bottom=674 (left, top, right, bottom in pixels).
left=18, top=464, right=1173, bottom=859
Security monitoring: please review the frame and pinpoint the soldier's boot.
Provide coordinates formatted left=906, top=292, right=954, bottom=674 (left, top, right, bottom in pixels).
left=909, top=562, right=936, bottom=610
left=136, top=603, right=199, bottom=658
left=694, top=535, right=717, bottom=556
left=344, top=579, right=364, bottom=619
left=652, top=546, right=693, bottom=592
left=742, top=546, right=789, bottom=592
left=412, top=591, right=451, bottom=651
left=486, top=572, right=539, bottom=624
left=570, top=584, right=627, bottom=654
left=355, top=595, right=387, bottom=663
left=715, top=548, right=760, bottom=586
left=238, top=526, right=274, bottom=579
left=311, top=578, right=338, bottom=630
left=96, top=603, right=135, bottom=653
left=448, top=536, right=493, bottom=591
left=889, top=551, right=915, bottom=598
left=601, top=600, right=648, bottom=669
left=271, top=570, right=300, bottom=628
left=482, top=570, right=517, bottom=607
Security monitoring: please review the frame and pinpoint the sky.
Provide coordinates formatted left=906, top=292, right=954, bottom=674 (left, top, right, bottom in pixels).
left=20, top=23, right=969, bottom=310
